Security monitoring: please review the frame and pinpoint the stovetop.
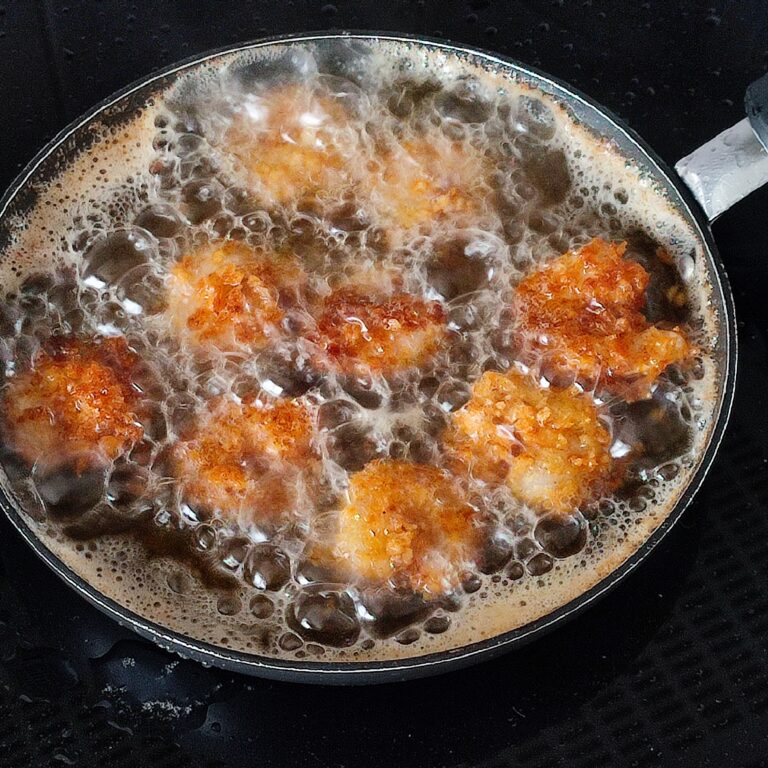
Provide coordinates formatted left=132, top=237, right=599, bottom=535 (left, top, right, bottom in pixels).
left=1, top=2, right=767, bottom=767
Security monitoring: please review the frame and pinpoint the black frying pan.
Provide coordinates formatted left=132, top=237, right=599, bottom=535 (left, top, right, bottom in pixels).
left=0, top=33, right=765, bottom=684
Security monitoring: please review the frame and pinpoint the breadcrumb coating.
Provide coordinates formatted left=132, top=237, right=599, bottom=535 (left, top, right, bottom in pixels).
left=166, top=241, right=302, bottom=353
left=316, top=287, right=447, bottom=375
left=447, top=370, right=612, bottom=513
left=173, top=395, right=314, bottom=524
left=365, top=134, right=491, bottom=233
left=515, top=238, right=691, bottom=399
left=335, top=459, right=479, bottom=595
left=227, top=84, right=353, bottom=208
left=3, top=336, right=144, bottom=469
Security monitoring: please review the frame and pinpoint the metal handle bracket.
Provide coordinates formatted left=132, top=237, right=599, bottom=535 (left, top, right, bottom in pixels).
left=675, top=72, right=768, bottom=222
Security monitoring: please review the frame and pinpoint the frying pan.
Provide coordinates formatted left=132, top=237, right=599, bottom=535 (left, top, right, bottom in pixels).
left=0, top=33, right=765, bottom=685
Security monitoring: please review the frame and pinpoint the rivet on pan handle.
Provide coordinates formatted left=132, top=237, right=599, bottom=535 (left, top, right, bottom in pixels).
left=675, top=72, right=768, bottom=222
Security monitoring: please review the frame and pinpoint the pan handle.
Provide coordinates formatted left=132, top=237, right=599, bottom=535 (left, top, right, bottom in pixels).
left=675, top=72, right=768, bottom=222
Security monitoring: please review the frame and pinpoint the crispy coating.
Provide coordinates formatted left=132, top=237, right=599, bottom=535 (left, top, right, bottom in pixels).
left=447, top=370, right=612, bottom=513
left=334, top=459, right=478, bottom=595
left=227, top=85, right=352, bottom=208
left=515, top=238, right=691, bottom=399
left=166, top=241, right=302, bottom=353
left=173, top=396, right=314, bottom=524
left=3, top=336, right=144, bottom=469
left=316, top=287, right=447, bottom=375
left=365, top=134, right=491, bottom=233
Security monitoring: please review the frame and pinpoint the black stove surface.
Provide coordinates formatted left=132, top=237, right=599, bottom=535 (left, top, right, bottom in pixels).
left=1, top=2, right=767, bottom=767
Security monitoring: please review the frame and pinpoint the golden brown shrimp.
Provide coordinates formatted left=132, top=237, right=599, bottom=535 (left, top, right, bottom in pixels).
left=226, top=84, right=354, bottom=208
left=314, top=287, right=447, bottom=376
left=363, top=132, right=492, bottom=234
left=172, top=395, right=314, bottom=525
left=334, top=459, right=479, bottom=595
left=165, top=240, right=303, bottom=354
left=515, top=238, right=691, bottom=399
left=446, top=370, right=613, bottom=514
left=3, top=336, right=144, bottom=470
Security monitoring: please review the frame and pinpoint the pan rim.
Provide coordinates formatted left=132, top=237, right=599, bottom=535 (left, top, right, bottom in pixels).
left=0, top=30, right=738, bottom=683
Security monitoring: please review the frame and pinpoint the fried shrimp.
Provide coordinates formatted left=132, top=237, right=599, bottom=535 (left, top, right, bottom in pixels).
left=334, top=459, right=478, bottom=595
left=447, top=370, right=612, bottom=513
left=165, top=240, right=302, bottom=354
left=315, top=287, right=447, bottom=376
left=172, top=395, right=314, bottom=525
left=2, top=336, right=144, bottom=469
left=515, top=238, right=691, bottom=399
left=227, top=84, right=354, bottom=208
left=364, top=132, right=492, bottom=235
